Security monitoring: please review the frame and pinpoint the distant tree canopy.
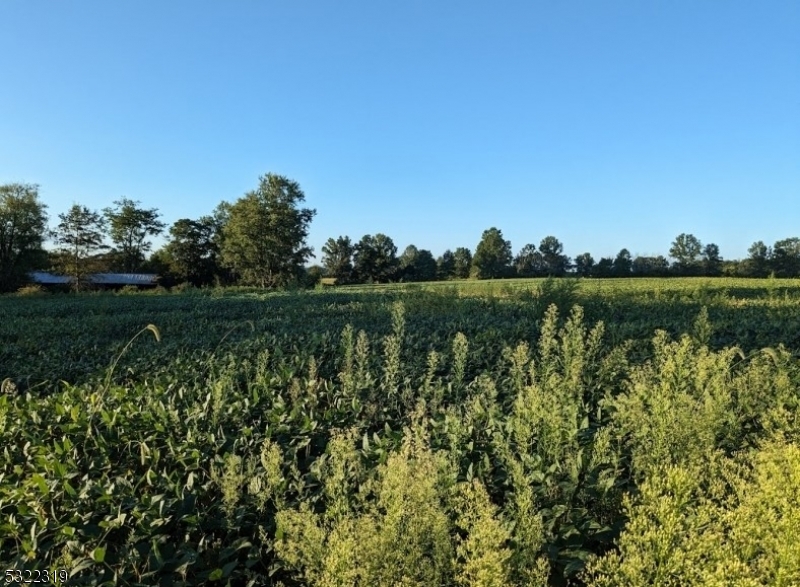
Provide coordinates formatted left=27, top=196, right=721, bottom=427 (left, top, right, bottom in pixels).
left=162, top=216, right=223, bottom=286
left=632, top=255, right=670, bottom=277
left=669, top=233, right=703, bottom=274
left=539, top=236, right=570, bottom=276
left=51, top=204, right=109, bottom=290
left=514, top=243, right=542, bottom=278
left=574, top=253, right=595, bottom=277
left=436, top=249, right=456, bottom=280
left=10, top=175, right=800, bottom=291
left=321, top=236, right=355, bottom=283
left=473, top=227, right=512, bottom=279
left=771, top=238, right=800, bottom=278
left=220, top=174, right=316, bottom=288
left=613, top=248, right=633, bottom=277
left=0, top=183, right=49, bottom=291
left=103, top=198, right=165, bottom=272
left=353, top=234, right=399, bottom=283
left=399, top=245, right=437, bottom=282
left=452, top=247, right=473, bottom=279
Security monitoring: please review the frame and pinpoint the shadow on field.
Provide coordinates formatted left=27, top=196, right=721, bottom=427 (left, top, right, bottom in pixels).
left=1, top=284, right=799, bottom=392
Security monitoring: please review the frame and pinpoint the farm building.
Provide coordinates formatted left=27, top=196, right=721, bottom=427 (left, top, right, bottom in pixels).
left=28, top=272, right=159, bottom=289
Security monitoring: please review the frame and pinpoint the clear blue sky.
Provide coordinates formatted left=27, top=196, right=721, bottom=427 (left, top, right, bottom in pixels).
left=2, top=1, right=798, bottom=262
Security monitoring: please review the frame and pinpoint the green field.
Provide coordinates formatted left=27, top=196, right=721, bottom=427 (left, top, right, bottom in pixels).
left=2, top=278, right=800, bottom=585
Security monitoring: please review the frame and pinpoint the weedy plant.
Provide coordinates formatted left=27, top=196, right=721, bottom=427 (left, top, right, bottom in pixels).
left=1, top=280, right=799, bottom=585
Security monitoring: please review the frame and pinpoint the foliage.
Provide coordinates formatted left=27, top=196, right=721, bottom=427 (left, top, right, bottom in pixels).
left=353, top=233, right=399, bottom=283
left=399, top=245, right=438, bottom=282
left=437, top=249, right=457, bottom=280
left=514, top=243, right=542, bottom=278
left=1, top=279, right=800, bottom=585
left=612, top=249, right=632, bottom=277
left=50, top=204, right=109, bottom=290
left=15, top=284, right=48, bottom=296
left=103, top=198, right=166, bottom=272
left=321, top=236, right=355, bottom=284
left=584, top=441, right=800, bottom=586
left=220, top=173, right=316, bottom=287
left=538, top=236, right=570, bottom=276
left=0, top=183, right=49, bottom=292
left=453, top=247, right=473, bottom=279
left=473, top=228, right=512, bottom=279
left=163, top=216, right=223, bottom=286
left=669, top=233, right=703, bottom=274
left=574, top=253, right=594, bottom=277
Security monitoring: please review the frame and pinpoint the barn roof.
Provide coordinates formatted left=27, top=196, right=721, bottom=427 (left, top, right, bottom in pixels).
left=29, top=272, right=159, bottom=285
left=89, top=273, right=159, bottom=285
left=28, top=271, right=73, bottom=284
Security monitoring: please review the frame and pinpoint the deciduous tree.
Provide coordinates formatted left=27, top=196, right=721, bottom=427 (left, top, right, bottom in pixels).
left=632, top=255, right=670, bottom=277
left=472, top=227, right=512, bottom=279
left=669, top=233, right=703, bottom=275
left=771, top=237, right=800, bottom=277
left=0, top=183, right=49, bottom=291
left=513, top=243, right=542, bottom=277
left=702, top=243, right=722, bottom=276
left=436, top=249, right=456, bottom=280
left=103, top=198, right=165, bottom=272
left=574, top=252, right=595, bottom=277
left=539, top=236, right=570, bottom=276
left=745, top=241, right=771, bottom=277
left=613, top=248, right=632, bottom=277
left=452, top=247, right=473, bottom=279
left=52, top=204, right=109, bottom=290
left=399, top=245, right=437, bottom=282
left=353, top=233, right=399, bottom=283
left=321, top=236, right=355, bottom=283
left=220, top=174, right=316, bottom=287
left=164, top=216, right=222, bottom=286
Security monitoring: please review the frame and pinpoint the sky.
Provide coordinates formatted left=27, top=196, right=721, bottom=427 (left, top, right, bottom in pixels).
left=1, top=1, right=798, bottom=262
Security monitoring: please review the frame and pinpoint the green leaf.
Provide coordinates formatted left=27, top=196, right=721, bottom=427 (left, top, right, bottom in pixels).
left=92, top=546, right=106, bottom=562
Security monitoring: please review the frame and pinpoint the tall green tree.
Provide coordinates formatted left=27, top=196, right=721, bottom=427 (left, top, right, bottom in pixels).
left=0, top=183, right=49, bottom=291
left=539, top=236, right=570, bottom=276
left=513, top=243, right=543, bottom=277
left=103, top=198, right=166, bottom=272
left=436, top=249, right=456, bottom=280
left=771, top=237, right=800, bottom=277
left=52, top=204, right=109, bottom=290
left=669, top=233, right=703, bottom=275
left=353, top=233, right=399, bottom=283
left=452, top=247, right=473, bottom=279
left=612, top=248, right=633, bottom=277
left=702, top=243, right=723, bottom=276
left=592, top=257, right=615, bottom=277
left=220, top=174, right=316, bottom=287
left=163, top=216, right=222, bottom=286
left=745, top=241, right=771, bottom=277
left=321, top=236, right=355, bottom=283
left=574, top=252, right=595, bottom=277
left=399, top=245, right=437, bottom=282
left=632, top=255, right=670, bottom=277
left=472, top=227, right=512, bottom=279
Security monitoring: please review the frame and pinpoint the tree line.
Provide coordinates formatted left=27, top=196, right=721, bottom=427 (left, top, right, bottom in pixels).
left=321, top=228, right=800, bottom=284
left=0, top=175, right=316, bottom=292
left=2, top=176, right=800, bottom=292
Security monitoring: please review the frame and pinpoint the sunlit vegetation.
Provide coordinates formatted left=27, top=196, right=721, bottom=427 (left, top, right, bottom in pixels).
left=2, top=278, right=800, bottom=585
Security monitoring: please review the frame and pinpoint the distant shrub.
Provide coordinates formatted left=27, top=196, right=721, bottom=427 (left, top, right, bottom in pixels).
left=16, top=284, right=48, bottom=296
left=116, top=285, right=140, bottom=295
left=171, top=281, right=196, bottom=294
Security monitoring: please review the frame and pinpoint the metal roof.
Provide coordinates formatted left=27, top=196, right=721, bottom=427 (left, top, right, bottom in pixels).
left=28, top=271, right=73, bottom=284
left=89, top=273, right=159, bottom=285
left=29, top=272, right=159, bottom=285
